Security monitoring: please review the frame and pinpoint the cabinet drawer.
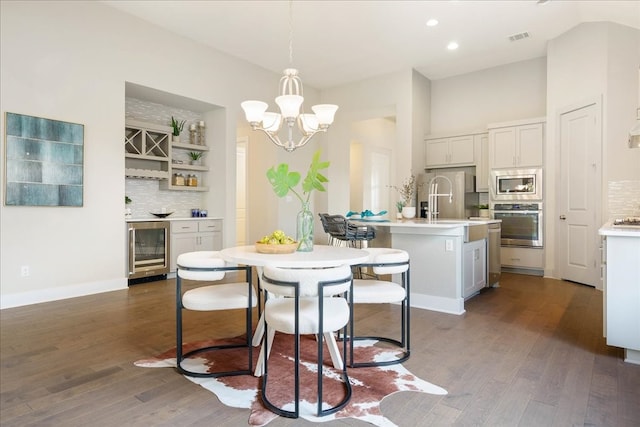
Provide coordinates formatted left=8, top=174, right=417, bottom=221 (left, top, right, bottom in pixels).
left=501, top=246, right=544, bottom=269
left=171, top=222, right=198, bottom=233
left=199, top=220, right=222, bottom=232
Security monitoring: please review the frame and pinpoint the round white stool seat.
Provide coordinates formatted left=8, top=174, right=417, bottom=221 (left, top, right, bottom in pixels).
left=264, top=297, right=349, bottom=335
left=177, top=251, right=226, bottom=281
left=362, top=248, right=409, bottom=275
left=183, top=283, right=257, bottom=311
left=352, top=279, right=406, bottom=303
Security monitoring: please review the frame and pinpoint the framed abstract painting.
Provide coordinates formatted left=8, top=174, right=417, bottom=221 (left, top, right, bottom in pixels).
left=4, top=112, right=84, bottom=206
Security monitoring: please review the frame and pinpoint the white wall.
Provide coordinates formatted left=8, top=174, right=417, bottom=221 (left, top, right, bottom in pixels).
left=321, top=70, right=415, bottom=216
left=0, top=1, right=315, bottom=307
left=545, top=22, right=640, bottom=279
left=430, top=57, right=547, bottom=135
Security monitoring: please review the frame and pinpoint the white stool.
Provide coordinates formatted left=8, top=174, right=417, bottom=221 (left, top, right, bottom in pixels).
left=176, top=251, right=257, bottom=377
left=257, top=264, right=352, bottom=418
left=349, top=248, right=410, bottom=367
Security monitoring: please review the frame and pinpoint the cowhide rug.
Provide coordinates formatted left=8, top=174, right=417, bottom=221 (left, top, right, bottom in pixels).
left=135, top=335, right=447, bottom=426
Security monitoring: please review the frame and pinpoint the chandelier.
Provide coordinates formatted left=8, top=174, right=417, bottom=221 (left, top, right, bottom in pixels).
left=240, top=3, right=338, bottom=152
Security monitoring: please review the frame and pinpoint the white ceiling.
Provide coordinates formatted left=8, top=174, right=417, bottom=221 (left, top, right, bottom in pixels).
left=104, top=0, right=640, bottom=89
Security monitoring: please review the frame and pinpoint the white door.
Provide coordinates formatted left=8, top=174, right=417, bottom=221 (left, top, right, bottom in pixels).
left=557, top=102, right=601, bottom=287
left=369, top=150, right=390, bottom=214
left=236, top=138, right=248, bottom=246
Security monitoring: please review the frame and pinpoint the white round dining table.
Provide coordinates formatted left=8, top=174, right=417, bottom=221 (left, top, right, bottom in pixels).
left=220, top=244, right=369, bottom=268
left=219, top=244, right=369, bottom=375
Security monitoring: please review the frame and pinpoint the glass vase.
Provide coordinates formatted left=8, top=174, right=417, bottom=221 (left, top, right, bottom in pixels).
left=296, top=202, right=314, bottom=252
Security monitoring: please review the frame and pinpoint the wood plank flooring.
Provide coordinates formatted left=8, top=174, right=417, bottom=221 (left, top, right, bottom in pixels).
left=1, top=272, right=639, bottom=426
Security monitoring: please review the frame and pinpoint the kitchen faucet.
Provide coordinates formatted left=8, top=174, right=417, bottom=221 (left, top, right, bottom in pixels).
left=427, top=175, right=453, bottom=221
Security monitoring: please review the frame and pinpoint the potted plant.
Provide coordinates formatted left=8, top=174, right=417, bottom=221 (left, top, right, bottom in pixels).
left=125, top=195, right=132, bottom=218
left=395, top=201, right=405, bottom=219
left=188, top=151, right=203, bottom=165
left=170, top=116, right=186, bottom=142
left=391, top=175, right=419, bottom=218
left=476, top=203, right=490, bottom=218
left=266, top=150, right=330, bottom=252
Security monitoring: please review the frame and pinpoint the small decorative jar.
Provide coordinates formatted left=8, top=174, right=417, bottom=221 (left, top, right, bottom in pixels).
left=173, top=173, right=185, bottom=186
left=187, top=174, right=198, bottom=187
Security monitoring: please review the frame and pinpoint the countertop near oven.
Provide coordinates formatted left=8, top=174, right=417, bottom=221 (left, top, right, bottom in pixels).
left=126, top=216, right=222, bottom=222
left=599, top=221, right=640, bottom=237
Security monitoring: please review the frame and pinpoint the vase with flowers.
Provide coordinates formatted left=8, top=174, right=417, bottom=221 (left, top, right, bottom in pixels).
left=391, top=174, right=421, bottom=219
left=266, top=150, right=330, bottom=252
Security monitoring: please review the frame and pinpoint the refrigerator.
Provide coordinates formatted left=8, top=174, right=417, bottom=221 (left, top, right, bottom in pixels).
left=418, top=168, right=478, bottom=219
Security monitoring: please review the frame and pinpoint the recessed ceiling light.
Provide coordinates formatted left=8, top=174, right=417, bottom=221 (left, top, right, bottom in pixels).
left=447, top=41, right=459, bottom=50
left=426, top=19, right=439, bottom=27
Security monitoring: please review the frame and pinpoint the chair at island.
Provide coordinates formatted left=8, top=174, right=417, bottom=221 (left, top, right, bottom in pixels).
left=318, top=213, right=376, bottom=249
left=348, top=247, right=410, bottom=367
left=257, top=264, right=353, bottom=418
left=175, top=251, right=257, bottom=377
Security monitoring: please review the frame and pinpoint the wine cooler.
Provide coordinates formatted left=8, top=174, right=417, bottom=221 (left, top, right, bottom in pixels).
left=128, top=221, right=170, bottom=284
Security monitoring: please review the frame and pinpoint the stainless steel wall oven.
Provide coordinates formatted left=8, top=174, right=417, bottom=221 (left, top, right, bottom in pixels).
left=128, top=221, right=170, bottom=284
left=491, top=202, right=543, bottom=248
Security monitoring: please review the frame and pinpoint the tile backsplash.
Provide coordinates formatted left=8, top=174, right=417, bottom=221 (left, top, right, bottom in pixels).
left=125, top=178, right=203, bottom=218
left=608, top=180, right=640, bottom=219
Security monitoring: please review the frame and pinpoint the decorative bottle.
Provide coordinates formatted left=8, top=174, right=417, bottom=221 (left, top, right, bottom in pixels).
left=296, top=201, right=314, bottom=252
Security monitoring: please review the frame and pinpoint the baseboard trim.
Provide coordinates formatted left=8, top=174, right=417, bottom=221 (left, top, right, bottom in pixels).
left=1, top=278, right=127, bottom=309
left=410, top=293, right=465, bottom=315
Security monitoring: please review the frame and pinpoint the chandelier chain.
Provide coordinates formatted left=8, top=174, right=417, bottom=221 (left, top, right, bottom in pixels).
left=288, top=0, right=293, bottom=66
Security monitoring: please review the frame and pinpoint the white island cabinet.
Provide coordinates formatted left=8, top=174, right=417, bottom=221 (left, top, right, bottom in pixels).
left=598, top=223, right=640, bottom=365
left=358, top=219, right=493, bottom=314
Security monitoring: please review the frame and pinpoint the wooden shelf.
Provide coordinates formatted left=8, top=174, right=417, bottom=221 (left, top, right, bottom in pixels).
left=125, top=168, right=170, bottom=180
left=172, top=142, right=209, bottom=152
left=170, top=163, right=208, bottom=172
left=125, top=120, right=209, bottom=191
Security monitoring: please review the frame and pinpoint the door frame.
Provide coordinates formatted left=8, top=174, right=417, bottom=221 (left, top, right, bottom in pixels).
left=554, top=96, right=603, bottom=288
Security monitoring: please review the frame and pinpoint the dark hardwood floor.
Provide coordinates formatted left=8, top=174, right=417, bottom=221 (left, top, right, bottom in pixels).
left=1, top=272, right=639, bottom=426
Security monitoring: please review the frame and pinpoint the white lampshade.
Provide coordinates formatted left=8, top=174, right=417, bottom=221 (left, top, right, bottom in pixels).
left=311, top=104, right=339, bottom=125
left=299, top=114, right=319, bottom=134
left=241, top=100, right=268, bottom=123
left=263, top=112, right=282, bottom=132
left=275, top=95, right=303, bottom=119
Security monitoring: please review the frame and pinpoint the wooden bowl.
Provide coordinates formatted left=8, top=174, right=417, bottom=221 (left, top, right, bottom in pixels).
left=255, top=242, right=298, bottom=254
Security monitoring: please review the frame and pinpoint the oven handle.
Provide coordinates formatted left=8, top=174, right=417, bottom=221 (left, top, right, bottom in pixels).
left=492, top=210, right=542, bottom=214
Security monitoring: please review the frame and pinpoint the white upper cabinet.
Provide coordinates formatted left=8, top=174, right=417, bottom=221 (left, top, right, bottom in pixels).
left=425, top=134, right=475, bottom=168
left=474, top=133, right=489, bottom=192
left=488, top=119, right=545, bottom=169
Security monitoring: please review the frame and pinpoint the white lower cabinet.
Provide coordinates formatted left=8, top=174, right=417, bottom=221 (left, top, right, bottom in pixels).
left=170, top=219, right=223, bottom=271
left=463, top=239, right=487, bottom=299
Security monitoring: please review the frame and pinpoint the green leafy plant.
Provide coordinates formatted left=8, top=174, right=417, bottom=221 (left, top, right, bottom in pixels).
left=266, top=150, right=330, bottom=205
left=188, top=151, right=203, bottom=161
left=476, top=204, right=489, bottom=209
left=170, top=116, right=186, bottom=136
left=396, top=201, right=405, bottom=212
left=125, top=196, right=132, bottom=204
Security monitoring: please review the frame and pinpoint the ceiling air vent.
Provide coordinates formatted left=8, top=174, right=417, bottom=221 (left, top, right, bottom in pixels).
left=508, top=32, right=530, bottom=42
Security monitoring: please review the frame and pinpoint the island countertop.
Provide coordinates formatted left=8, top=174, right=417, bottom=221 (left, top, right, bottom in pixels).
left=351, top=217, right=500, bottom=228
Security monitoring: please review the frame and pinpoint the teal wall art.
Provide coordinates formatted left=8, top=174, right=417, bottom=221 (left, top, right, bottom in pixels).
left=4, top=112, right=84, bottom=206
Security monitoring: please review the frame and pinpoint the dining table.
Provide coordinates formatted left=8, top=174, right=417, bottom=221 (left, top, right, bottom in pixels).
left=219, top=244, right=370, bottom=375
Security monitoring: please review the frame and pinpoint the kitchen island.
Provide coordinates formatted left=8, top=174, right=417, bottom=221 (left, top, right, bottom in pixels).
left=353, top=218, right=499, bottom=315
left=598, top=222, right=640, bottom=365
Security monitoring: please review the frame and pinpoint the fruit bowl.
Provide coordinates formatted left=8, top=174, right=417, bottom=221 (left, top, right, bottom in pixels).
left=255, top=242, right=298, bottom=254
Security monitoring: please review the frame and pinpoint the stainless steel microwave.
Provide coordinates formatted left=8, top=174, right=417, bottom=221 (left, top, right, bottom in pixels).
left=490, top=168, right=542, bottom=201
